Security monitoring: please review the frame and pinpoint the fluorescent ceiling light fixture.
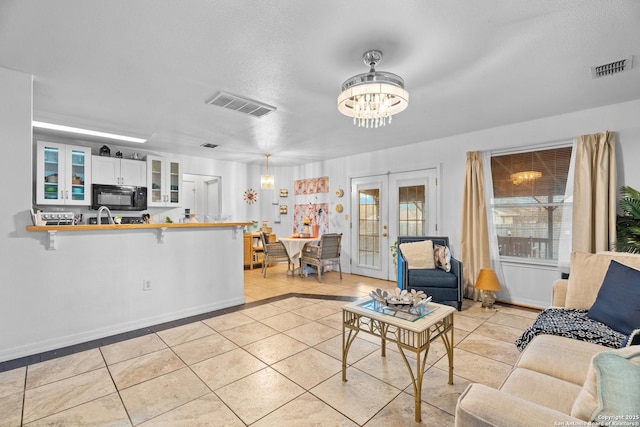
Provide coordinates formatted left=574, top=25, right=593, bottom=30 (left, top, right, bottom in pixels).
left=32, top=121, right=147, bottom=143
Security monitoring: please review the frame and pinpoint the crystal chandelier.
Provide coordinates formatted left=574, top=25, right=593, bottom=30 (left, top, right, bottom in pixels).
left=260, top=154, right=274, bottom=189
left=337, top=50, right=409, bottom=128
left=510, top=170, right=542, bottom=185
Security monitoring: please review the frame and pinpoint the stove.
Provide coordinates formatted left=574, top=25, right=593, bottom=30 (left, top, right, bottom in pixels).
left=88, top=216, right=145, bottom=225
left=39, top=212, right=74, bottom=226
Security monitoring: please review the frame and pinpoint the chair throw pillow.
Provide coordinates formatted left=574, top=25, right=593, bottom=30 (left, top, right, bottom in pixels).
left=571, top=346, right=640, bottom=422
left=587, top=260, right=640, bottom=337
left=434, top=244, right=451, bottom=272
left=399, top=240, right=435, bottom=269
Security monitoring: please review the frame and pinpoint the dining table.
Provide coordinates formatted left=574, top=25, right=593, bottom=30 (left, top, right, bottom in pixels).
left=279, top=236, right=321, bottom=275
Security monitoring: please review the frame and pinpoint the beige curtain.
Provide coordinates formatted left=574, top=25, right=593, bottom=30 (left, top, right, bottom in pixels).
left=572, top=131, right=617, bottom=253
left=460, top=151, right=491, bottom=300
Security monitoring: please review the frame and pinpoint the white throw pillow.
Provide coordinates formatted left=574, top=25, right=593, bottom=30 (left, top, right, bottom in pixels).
left=399, top=240, right=435, bottom=269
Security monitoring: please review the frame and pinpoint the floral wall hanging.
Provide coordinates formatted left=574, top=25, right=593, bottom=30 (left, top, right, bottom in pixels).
left=294, top=176, right=329, bottom=195
left=293, top=202, right=329, bottom=234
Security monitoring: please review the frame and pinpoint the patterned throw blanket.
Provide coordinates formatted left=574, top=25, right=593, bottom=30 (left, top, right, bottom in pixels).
left=515, top=308, right=626, bottom=351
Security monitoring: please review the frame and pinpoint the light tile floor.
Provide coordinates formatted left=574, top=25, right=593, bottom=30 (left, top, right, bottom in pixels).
left=0, top=265, right=540, bottom=426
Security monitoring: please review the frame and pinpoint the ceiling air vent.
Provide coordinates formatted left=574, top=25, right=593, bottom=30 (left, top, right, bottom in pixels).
left=200, top=143, right=219, bottom=149
left=205, top=91, right=276, bottom=118
left=591, top=56, right=633, bottom=78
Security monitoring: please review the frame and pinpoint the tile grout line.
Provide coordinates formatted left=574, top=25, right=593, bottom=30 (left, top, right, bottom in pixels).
left=100, top=346, right=135, bottom=427
left=6, top=288, right=537, bottom=426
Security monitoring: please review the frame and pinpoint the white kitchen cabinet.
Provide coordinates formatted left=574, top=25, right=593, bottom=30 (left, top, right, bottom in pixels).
left=146, top=155, right=182, bottom=207
left=36, top=140, right=92, bottom=206
left=92, top=156, right=146, bottom=186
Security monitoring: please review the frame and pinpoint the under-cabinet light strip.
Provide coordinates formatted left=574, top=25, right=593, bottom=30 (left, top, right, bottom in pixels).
left=32, top=121, right=146, bottom=144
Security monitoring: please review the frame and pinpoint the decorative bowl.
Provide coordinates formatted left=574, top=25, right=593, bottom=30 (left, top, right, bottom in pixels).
left=369, top=288, right=432, bottom=311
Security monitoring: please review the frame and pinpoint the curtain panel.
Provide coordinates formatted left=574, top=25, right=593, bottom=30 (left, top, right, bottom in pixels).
left=460, top=151, right=491, bottom=300
left=572, top=131, right=617, bottom=254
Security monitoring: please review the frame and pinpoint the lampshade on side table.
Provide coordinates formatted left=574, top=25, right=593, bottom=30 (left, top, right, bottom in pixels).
left=475, top=269, right=502, bottom=310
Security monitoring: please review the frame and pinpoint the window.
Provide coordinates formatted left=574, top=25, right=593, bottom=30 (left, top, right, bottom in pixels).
left=490, top=146, right=572, bottom=261
left=358, top=188, right=380, bottom=266
left=398, top=185, right=426, bottom=235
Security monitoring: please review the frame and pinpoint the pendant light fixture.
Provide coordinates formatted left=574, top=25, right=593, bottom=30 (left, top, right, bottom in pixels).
left=337, top=50, right=409, bottom=128
left=260, top=154, right=274, bottom=189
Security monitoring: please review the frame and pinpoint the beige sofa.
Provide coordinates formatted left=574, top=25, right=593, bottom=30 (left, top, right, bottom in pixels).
left=455, top=251, right=640, bottom=426
left=455, top=335, right=640, bottom=426
left=553, top=251, right=640, bottom=309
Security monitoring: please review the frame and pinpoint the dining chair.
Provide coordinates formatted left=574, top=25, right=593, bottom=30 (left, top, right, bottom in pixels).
left=300, top=233, right=342, bottom=282
left=260, top=233, right=292, bottom=277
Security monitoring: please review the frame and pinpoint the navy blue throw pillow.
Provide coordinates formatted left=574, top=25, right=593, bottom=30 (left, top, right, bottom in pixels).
left=588, top=260, right=640, bottom=336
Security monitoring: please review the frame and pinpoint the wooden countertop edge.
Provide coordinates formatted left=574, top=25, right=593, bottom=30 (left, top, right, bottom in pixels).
left=26, top=222, right=252, bottom=231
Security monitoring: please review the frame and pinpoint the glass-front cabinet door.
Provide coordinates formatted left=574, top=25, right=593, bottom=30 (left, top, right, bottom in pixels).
left=36, top=141, right=92, bottom=206
left=148, top=156, right=164, bottom=206
left=168, top=160, right=181, bottom=206
left=146, top=155, right=182, bottom=207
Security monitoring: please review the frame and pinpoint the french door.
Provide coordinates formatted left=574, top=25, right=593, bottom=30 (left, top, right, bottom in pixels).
left=350, top=169, right=438, bottom=281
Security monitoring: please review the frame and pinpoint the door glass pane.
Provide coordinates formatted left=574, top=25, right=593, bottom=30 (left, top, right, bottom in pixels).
left=398, top=185, right=425, bottom=235
left=43, top=146, right=60, bottom=201
left=70, top=149, right=86, bottom=201
left=358, top=189, right=380, bottom=267
left=151, top=159, right=162, bottom=202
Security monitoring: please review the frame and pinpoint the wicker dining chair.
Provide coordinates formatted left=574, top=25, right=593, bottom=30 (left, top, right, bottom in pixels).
left=300, top=233, right=342, bottom=282
left=260, top=232, right=292, bottom=277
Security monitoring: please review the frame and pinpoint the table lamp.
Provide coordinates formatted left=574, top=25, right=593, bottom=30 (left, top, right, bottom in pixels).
left=475, top=269, right=502, bottom=310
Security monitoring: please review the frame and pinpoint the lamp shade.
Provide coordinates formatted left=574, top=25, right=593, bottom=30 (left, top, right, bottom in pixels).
left=260, top=174, right=274, bottom=189
left=475, top=269, right=502, bottom=291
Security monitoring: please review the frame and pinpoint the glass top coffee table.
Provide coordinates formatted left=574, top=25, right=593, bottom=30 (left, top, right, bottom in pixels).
left=341, top=298, right=455, bottom=422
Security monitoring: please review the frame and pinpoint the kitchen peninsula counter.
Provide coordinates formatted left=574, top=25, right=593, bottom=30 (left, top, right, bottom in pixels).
left=27, top=221, right=251, bottom=232
left=14, top=220, right=251, bottom=362
left=27, top=221, right=252, bottom=250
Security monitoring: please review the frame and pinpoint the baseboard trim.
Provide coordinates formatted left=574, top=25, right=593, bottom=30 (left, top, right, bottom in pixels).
left=0, top=296, right=245, bottom=367
left=0, top=293, right=358, bottom=372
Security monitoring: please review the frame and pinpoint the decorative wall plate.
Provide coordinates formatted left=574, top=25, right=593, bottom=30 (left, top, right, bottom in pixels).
left=244, top=188, right=258, bottom=204
left=335, top=188, right=344, bottom=198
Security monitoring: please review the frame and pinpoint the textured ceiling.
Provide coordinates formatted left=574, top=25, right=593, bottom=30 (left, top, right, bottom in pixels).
left=1, top=0, right=639, bottom=166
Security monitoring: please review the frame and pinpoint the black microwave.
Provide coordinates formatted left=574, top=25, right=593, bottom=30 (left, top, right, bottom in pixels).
left=91, top=184, right=147, bottom=211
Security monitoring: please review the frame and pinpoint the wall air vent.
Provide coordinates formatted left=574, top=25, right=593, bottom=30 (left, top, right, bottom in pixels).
left=591, top=56, right=633, bottom=78
left=200, top=143, right=219, bottom=149
left=205, top=91, right=276, bottom=118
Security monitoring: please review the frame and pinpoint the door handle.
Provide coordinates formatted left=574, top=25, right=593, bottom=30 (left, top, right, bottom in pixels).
left=382, top=233, right=388, bottom=237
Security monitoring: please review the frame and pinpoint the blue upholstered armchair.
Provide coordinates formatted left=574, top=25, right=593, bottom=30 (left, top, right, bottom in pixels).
left=397, top=236, right=463, bottom=311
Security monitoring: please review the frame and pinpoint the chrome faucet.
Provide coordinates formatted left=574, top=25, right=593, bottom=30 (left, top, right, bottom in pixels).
left=97, top=206, right=115, bottom=225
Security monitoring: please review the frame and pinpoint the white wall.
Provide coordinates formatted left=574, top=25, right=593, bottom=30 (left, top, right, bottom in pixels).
left=1, top=68, right=248, bottom=362
left=261, top=99, right=640, bottom=308
left=3, top=62, right=640, bottom=361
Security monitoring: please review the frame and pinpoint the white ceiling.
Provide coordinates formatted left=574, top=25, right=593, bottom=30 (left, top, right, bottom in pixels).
left=1, top=1, right=639, bottom=167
